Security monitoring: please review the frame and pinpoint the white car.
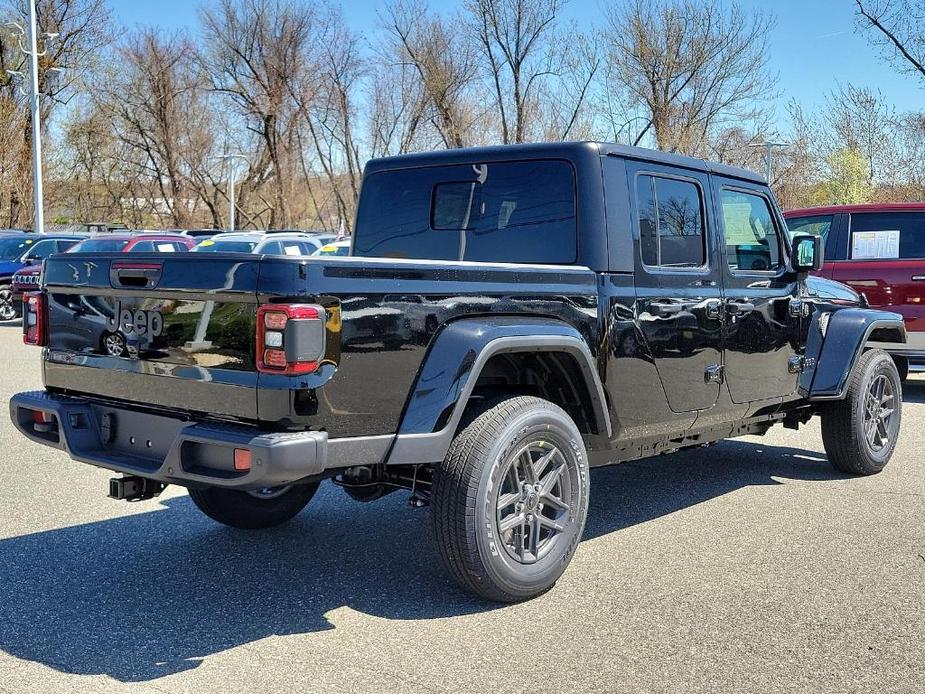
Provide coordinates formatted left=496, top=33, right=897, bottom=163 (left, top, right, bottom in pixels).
left=193, top=232, right=327, bottom=256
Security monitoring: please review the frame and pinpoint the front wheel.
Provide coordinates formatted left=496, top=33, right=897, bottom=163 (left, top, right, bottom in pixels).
left=821, top=349, right=902, bottom=475
left=0, top=285, right=16, bottom=321
left=431, top=396, right=589, bottom=602
left=189, top=482, right=320, bottom=529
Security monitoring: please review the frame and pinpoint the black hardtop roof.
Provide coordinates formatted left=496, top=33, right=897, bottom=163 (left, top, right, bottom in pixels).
left=364, top=141, right=764, bottom=185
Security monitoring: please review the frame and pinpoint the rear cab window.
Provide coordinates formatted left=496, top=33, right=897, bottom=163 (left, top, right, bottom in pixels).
left=353, top=160, right=577, bottom=264
left=849, top=211, right=925, bottom=260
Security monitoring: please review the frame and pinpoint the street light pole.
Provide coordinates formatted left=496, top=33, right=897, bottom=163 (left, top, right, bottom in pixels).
left=750, top=141, right=790, bottom=185
left=5, top=0, right=57, bottom=234
left=26, top=0, right=43, bottom=234
left=215, top=154, right=248, bottom=232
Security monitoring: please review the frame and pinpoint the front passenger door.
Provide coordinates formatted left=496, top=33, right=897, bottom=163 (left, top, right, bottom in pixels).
left=715, top=180, right=802, bottom=404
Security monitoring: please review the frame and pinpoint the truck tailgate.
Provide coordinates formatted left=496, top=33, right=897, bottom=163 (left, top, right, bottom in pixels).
left=41, top=253, right=261, bottom=420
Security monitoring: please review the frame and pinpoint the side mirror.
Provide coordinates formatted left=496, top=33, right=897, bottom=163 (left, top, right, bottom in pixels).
left=790, top=233, right=824, bottom=274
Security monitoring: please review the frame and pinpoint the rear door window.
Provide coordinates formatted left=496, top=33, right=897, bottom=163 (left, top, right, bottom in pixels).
left=636, top=174, right=706, bottom=269
left=354, top=160, right=577, bottom=263
left=850, top=211, right=925, bottom=260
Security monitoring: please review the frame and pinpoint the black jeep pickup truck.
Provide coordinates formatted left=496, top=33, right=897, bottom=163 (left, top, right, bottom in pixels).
left=11, top=142, right=906, bottom=602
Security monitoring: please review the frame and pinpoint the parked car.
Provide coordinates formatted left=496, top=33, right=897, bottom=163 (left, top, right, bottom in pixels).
left=311, top=240, right=351, bottom=257
left=11, top=142, right=906, bottom=603
left=785, top=203, right=925, bottom=379
left=192, top=232, right=327, bottom=256
left=71, top=233, right=195, bottom=254
left=0, top=235, right=85, bottom=320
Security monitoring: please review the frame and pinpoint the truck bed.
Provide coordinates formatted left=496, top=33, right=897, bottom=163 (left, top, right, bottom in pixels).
left=40, top=252, right=600, bottom=437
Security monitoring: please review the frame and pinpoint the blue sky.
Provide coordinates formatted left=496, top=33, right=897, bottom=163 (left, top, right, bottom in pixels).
left=110, top=0, right=922, bottom=133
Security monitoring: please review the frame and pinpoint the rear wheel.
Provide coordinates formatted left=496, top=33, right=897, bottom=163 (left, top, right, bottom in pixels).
left=821, top=349, right=902, bottom=475
left=189, top=482, right=320, bottom=529
left=431, top=396, right=589, bottom=602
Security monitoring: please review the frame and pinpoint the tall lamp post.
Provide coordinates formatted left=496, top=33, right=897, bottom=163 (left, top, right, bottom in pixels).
left=750, top=141, right=790, bottom=185
left=214, top=154, right=249, bottom=232
left=5, top=0, right=58, bottom=234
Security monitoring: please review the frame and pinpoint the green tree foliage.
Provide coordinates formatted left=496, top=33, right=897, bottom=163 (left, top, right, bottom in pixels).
left=821, top=148, right=873, bottom=205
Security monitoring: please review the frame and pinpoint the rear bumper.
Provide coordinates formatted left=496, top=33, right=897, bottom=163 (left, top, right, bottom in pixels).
left=10, top=390, right=333, bottom=490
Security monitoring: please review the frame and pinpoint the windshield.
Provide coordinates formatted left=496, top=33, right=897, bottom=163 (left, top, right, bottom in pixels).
left=0, top=237, right=36, bottom=260
left=193, top=239, right=258, bottom=253
left=71, top=238, right=131, bottom=253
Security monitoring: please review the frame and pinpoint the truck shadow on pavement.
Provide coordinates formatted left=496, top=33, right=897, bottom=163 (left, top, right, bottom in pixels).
left=0, top=438, right=847, bottom=682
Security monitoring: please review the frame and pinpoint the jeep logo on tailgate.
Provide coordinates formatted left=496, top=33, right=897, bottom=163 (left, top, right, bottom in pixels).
left=108, top=301, right=164, bottom=338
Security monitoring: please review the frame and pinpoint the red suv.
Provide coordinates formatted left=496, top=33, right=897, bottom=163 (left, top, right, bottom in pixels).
left=784, top=203, right=925, bottom=378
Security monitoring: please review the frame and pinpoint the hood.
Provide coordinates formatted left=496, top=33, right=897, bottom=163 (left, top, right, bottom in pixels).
left=0, top=260, right=25, bottom=278
left=805, top=275, right=862, bottom=305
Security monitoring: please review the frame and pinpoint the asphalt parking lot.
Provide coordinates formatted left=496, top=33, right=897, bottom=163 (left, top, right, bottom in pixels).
left=0, top=323, right=923, bottom=694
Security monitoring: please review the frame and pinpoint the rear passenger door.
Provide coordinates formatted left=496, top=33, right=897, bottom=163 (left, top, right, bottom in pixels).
left=627, top=161, right=724, bottom=413
left=714, top=178, right=802, bottom=404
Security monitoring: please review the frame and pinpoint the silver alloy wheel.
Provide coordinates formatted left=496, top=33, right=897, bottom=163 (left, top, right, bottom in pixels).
left=103, top=332, right=126, bottom=357
left=0, top=288, right=15, bottom=321
left=864, top=373, right=896, bottom=452
left=246, top=485, right=293, bottom=500
left=495, top=441, right=573, bottom=564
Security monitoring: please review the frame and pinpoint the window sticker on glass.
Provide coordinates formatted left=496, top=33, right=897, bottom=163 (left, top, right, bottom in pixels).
left=852, top=230, right=900, bottom=260
left=156, top=243, right=176, bottom=252
left=283, top=244, right=301, bottom=256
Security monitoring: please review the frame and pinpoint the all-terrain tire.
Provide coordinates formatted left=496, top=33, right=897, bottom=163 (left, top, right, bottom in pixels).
left=431, top=396, right=589, bottom=602
left=189, top=482, right=320, bottom=529
left=821, top=349, right=902, bottom=475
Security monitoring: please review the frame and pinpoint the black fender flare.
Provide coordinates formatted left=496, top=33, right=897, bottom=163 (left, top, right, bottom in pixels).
left=800, top=308, right=906, bottom=400
left=387, top=317, right=609, bottom=465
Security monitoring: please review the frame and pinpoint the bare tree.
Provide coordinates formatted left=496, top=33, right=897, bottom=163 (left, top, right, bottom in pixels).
left=856, top=0, right=925, bottom=81
left=0, top=0, right=111, bottom=226
left=382, top=0, right=478, bottom=149
left=825, top=84, right=896, bottom=186
left=466, top=0, right=566, bottom=143
left=295, top=10, right=364, bottom=231
left=200, top=0, right=322, bottom=228
left=94, top=30, right=207, bottom=226
left=603, top=0, right=776, bottom=154
left=367, top=55, right=430, bottom=157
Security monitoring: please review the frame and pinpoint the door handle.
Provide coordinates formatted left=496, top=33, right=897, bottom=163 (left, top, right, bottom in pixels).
left=912, top=276, right=925, bottom=282
left=704, top=299, right=722, bottom=320
left=726, top=301, right=755, bottom=315
left=649, top=301, right=684, bottom=316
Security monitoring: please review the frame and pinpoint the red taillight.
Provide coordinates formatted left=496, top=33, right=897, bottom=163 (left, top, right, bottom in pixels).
left=31, top=409, right=53, bottom=424
left=23, top=292, right=46, bottom=346
left=256, top=304, right=325, bottom=375
left=263, top=311, right=288, bottom=330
